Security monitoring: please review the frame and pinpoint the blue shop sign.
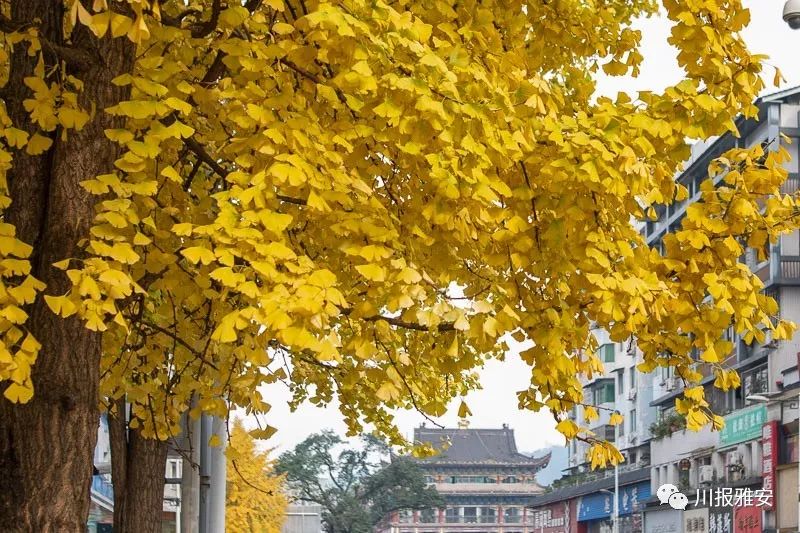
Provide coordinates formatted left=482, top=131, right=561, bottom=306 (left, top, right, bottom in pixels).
left=577, top=481, right=651, bottom=522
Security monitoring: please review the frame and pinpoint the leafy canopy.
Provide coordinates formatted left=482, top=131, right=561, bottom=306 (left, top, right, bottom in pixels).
left=275, top=431, right=442, bottom=533
left=0, top=0, right=797, bottom=466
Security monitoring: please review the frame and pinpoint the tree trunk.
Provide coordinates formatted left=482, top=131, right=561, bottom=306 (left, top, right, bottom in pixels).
left=109, top=404, right=169, bottom=533
left=0, top=1, right=134, bottom=530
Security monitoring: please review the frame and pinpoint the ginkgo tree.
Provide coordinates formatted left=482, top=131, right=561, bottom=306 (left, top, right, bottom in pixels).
left=0, top=0, right=797, bottom=530
left=226, top=419, right=286, bottom=533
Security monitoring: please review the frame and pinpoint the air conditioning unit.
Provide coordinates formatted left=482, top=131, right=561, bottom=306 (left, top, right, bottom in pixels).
left=664, top=379, right=675, bottom=392
left=729, top=451, right=743, bottom=465
left=627, top=388, right=637, bottom=401
left=699, top=465, right=714, bottom=484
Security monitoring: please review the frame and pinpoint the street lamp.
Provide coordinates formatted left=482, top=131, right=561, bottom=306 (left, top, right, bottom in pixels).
left=601, top=414, right=621, bottom=533
left=745, top=390, right=800, bottom=532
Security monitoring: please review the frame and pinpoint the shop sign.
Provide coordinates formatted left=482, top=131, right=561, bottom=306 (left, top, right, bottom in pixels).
left=719, top=405, right=766, bottom=447
left=531, top=502, right=571, bottom=533
left=685, top=507, right=710, bottom=533
left=733, top=506, right=762, bottom=533
left=761, top=421, right=778, bottom=510
left=578, top=481, right=651, bottom=521
left=644, top=508, right=681, bottom=533
left=709, top=508, right=733, bottom=533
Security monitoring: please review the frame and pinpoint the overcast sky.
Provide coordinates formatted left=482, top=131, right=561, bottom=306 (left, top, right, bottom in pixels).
left=251, top=0, right=800, bottom=456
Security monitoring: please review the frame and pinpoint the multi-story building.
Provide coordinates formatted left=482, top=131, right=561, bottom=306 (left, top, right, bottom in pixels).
left=641, top=85, right=800, bottom=533
left=566, top=331, right=656, bottom=475
left=530, top=334, right=655, bottom=533
left=380, top=425, right=550, bottom=532
left=532, top=86, right=800, bottom=533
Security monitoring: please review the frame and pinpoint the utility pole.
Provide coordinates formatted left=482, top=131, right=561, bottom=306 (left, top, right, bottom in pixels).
left=208, top=416, right=227, bottom=532
left=198, top=414, right=227, bottom=533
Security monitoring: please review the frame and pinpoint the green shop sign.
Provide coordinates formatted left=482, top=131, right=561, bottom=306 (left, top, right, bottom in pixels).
left=719, top=404, right=767, bottom=447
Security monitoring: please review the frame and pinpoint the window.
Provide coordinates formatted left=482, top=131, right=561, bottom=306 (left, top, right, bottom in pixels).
left=501, top=475, right=519, bottom=483
left=598, top=343, right=615, bottom=363
left=449, top=475, right=495, bottom=483
left=398, top=510, right=412, bottom=523
left=743, top=365, right=768, bottom=398
left=480, top=507, right=497, bottom=523
left=593, top=382, right=615, bottom=405
left=419, top=509, right=436, bottom=523
left=463, top=507, right=477, bottom=523
left=630, top=368, right=637, bottom=389
left=445, top=508, right=459, bottom=523
left=168, top=459, right=179, bottom=479
left=423, top=475, right=435, bottom=484
left=617, top=372, right=624, bottom=392
left=630, top=410, right=637, bottom=433
left=504, top=507, right=521, bottom=523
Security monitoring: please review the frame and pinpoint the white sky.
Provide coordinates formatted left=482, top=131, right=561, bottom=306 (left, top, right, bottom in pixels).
left=254, top=0, right=800, bottom=455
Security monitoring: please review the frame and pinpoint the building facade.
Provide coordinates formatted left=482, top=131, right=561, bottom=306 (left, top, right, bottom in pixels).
left=567, top=332, right=657, bottom=475
left=531, top=86, right=800, bottom=533
left=642, top=86, right=800, bottom=533
left=380, top=425, right=549, bottom=533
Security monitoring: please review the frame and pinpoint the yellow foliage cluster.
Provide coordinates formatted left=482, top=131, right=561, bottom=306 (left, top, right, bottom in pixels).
left=226, top=419, right=287, bottom=533
left=0, top=0, right=797, bottom=461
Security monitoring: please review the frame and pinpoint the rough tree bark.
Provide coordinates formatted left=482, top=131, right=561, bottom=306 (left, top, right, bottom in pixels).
left=0, top=1, right=135, bottom=530
left=109, top=401, right=170, bottom=533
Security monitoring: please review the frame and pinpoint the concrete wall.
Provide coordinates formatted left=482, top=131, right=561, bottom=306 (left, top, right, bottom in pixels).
left=774, top=286, right=800, bottom=388
left=776, top=465, right=799, bottom=532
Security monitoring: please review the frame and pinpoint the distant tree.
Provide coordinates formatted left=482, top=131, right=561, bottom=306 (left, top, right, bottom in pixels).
left=226, top=419, right=287, bottom=533
left=276, top=431, right=441, bottom=533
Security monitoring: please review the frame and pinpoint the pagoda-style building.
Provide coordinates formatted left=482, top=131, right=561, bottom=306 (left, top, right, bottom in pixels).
left=379, top=425, right=550, bottom=533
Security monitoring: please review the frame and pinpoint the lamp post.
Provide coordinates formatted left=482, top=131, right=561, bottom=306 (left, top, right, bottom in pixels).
left=746, top=390, right=800, bottom=532
left=614, top=418, right=619, bottom=533
left=600, top=415, right=621, bottom=533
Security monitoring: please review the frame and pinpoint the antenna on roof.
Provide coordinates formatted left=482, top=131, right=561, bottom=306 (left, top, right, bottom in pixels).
left=502, top=423, right=508, bottom=429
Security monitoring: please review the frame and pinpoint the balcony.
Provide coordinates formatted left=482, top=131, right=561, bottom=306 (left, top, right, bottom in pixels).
left=433, top=481, right=543, bottom=495
left=753, top=254, right=800, bottom=286
left=781, top=174, right=800, bottom=195
left=90, top=475, right=114, bottom=510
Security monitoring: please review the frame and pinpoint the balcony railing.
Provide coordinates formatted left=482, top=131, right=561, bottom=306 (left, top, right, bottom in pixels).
left=781, top=175, right=800, bottom=195
left=436, top=517, right=528, bottom=525
left=91, top=474, right=114, bottom=504
left=406, top=512, right=529, bottom=525
left=753, top=254, right=800, bottom=286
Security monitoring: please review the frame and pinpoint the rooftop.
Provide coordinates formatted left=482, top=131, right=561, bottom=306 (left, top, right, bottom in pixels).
left=411, top=426, right=551, bottom=467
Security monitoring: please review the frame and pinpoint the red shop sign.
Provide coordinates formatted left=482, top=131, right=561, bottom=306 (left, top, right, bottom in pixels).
left=761, top=421, right=778, bottom=510
left=733, top=506, right=762, bottom=533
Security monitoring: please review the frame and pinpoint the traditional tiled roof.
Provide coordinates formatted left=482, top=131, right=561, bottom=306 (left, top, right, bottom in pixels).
left=526, top=467, right=650, bottom=508
left=412, top=427, right=551, bottom=467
